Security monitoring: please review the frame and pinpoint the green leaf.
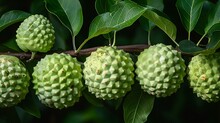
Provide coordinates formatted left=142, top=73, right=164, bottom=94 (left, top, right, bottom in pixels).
left=138, top=0, right=164, bottom=32
left=77, top=0, right=177, bottom=51
left=204, top=1, right=220, bottom=34
left=194, top=1, right=215, bottom=35
left=83, top=89, right=104, bottom=107
left=123, top=87, right=155, bottom=123
left=49, top=14, right=71, bottom=50
left=179, top=34, right=220, bottom=55
left=0, top=10, right=30, bottom=32
left=176, top=0, right=205, bottom=33
left=17, top=93, right=41, bottom=118
left=206, top=31, right=220, bottom=51
left=45, top=0, right=83, bottom=36
left=88, top=0, right=146, bottom=40
left=95, top=0, right=116, bottom=14
left=133, top=0, right=164, bottom=11
left=142, top=6, right=177, bottom=41
left=179, top=40, right=204, bottom=54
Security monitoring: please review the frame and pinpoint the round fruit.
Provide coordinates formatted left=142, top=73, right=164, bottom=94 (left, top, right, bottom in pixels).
left=0, top=55, right=30, bottom=108
left=16, top=14, right=55, bottom=53
left=136, top=43, right=186, bottom=97
left=188, top=53, right=220, bottom=102
left=32, top=53, right=83, bottom=109
left=83, top=46, right=134, bottom=100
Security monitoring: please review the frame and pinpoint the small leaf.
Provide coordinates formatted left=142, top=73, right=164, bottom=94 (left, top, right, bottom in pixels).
left=176, top=0, right=205, bottom=32
left=83, top=89, right=104, bottom=107
left=45, top=0, right=83, bottom=36
left=88, top=0, right=146, bottom=40
left=17, top=93, right=41, bottom=118
left=142, top=6, right=177, bottom=41
left=95, top=0, right=116, bottom=14
left=204, top=1, right=220, bottom=34
left=0, top=10, right=30, bottom=32
left=179, top=36, right=220, bottom=55
left=123, top=87, right=155, bottom=123
left=179, top=40, right=204, bottom=54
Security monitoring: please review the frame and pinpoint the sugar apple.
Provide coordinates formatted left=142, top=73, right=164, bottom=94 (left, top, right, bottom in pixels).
left=0, top=55, right=30, bottom=108
left=83, top=46, right=134, bottom=100
left=16, top=14, right=55, bottom=53
left=136, top=43, right=186, bottom=97
left=188, top=53, right=220, bottom=102
left=32, top=53, right=83, bottom=109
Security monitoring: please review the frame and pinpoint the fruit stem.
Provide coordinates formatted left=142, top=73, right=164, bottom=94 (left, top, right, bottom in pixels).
left=148, top=31, right=151, bottom=45
left=109, top=38, right=112, bottom=46
left=76, top=38, right=91, bottom=53
left=72, top=36, right=76, bottom=52
left=112, top=31, right=117, bottom=47
left=27, top=52, right=36, bottom=62
left=197, top=33, right=206, bottom=46
left=188, top=31, right=191, bottom=40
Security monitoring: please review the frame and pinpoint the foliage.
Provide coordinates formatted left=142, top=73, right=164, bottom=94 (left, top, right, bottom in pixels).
left=0, top=0, right=220, bottom=123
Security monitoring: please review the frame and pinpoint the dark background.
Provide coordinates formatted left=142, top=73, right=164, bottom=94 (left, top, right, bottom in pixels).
left=0, top=0, right=220, bottom=123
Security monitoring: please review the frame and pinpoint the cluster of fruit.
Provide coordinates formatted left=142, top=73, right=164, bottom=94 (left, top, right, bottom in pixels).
left=0, top=14, right=219, bottom=109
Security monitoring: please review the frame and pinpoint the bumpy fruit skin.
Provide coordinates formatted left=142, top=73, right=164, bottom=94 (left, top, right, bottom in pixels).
left=0, top=55, right=30, bottom=108
left=136, top=43, right=186, bottom=97
left=16, top=14, right=55, bottom=52
left=188, top=53, right=220, bottom=102
left=32, top=53, right=83, bottom=109
left=83, top=46, right=134, bottom=100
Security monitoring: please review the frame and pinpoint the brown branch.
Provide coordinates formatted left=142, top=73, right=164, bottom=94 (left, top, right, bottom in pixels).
left=0, top=44, right=191, bottom=60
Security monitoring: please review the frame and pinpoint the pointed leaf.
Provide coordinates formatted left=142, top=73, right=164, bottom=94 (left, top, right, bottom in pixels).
left=142, top=6, right=177, bottom=41
left=123, top=88, right=155, bottom=123
left=206, top=31, right=220, bottom=51
left=179, top=36, right=220, bottom=55
left=88, top=0, right=146, bottom=40
left=138, top=0, right=164, bottom=32
left=194, top=1, right=215, bottom=35
left=179, top=40, right=204, bottom=54
left=95, top=0, right=116, bottom=14
left=176, top=0, right=205, bottom=32
left=204, top=1, right=220, bottom=34
left=0, top=10, right=30, bottom=32
left=45, top=0, right=83, bottom=36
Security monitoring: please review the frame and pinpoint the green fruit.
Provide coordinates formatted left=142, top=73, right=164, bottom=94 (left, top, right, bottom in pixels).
left=83, top=46, right=134, bottom=100
left=0, top=55, right=30, bottom=108
left=188, top=53, right=220, bottom=102
left=16, top=14, right=55, bottom=53
left=136, top=43, right=186, bottom=97
left=32, top=53, right=83, bottom=109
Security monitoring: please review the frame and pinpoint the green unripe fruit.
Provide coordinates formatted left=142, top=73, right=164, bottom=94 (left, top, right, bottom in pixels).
left=83, top=46, right=134, bottom=100
left=0, top=55, right=30, bottom=108
left=136, top=43, right=186, bottom=97
left=32, top=53, right=83, bottom=109
left=188, top=53, right=220, bottom=102
left=16, top=14, right=55, bottom=53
